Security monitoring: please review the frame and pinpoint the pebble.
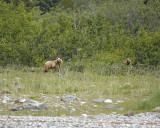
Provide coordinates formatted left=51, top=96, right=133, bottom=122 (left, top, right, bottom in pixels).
left=0, top=112, right=159, bottom=128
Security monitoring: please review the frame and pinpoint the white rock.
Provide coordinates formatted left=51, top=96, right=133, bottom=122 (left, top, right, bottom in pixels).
left=3, top=96, right=10, bottom=101
left=2, top=100, right=7, bottom=104
left=72, top=108, right=75, bottom=111
left=104, top=99, right=113, bottom=103
left=54, top=105, right=58, bottom=107
left=20, top=99, right=27, bottom=103
left=81, top=102, right=86, bottom=105
left=81, top=114, right=87, bottom=117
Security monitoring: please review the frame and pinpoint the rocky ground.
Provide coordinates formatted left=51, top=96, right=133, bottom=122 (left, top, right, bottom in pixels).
left=0, top=90, right=160, bottom=127
left=0, top=112, right=160, bottom=128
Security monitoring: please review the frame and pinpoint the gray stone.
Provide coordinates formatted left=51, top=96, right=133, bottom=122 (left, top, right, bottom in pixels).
left=124, top=111, right=134, bottom=116
left=61, top=95, right=77, bottom=103
left=14, top=99, right=20, bottom=104
left=153, top=106, right=160, bottom=111
left=0, top=112, right=159, bottom=127
left=10, top=100, right=47, bottom=111
left=10, top=107, right=21, bottom=111
left=106, top=104, right=116, bottom=109
left=3, top=96, right=10, bottom=101
left=92, top=98, right=105, bottom=103
left=2, top=100, right=7, bottom=104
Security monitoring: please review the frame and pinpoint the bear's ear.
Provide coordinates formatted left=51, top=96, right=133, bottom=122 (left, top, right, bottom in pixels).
left=59, top=58, right=63, bottom=64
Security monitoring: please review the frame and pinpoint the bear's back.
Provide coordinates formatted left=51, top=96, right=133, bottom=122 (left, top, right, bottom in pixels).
left=45, top=61, right=55, bottom=67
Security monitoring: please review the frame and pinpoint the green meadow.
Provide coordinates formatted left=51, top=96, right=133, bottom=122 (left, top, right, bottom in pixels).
left=0, top=64, right=160, bottom=116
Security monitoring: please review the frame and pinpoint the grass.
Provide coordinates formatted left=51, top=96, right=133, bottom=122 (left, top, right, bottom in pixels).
left=0, top=64, right=160, bottom=116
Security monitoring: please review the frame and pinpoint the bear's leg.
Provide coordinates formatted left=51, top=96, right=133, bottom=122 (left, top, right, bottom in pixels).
left=44, top=66, right=49, bottom=73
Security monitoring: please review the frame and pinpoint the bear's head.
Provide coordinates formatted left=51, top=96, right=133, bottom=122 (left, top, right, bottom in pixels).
left=56, top=58, right=63, bottom=65
left=125, top=58, right=131, bottom=65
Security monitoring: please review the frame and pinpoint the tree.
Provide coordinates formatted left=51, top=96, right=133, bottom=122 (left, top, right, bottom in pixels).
left=36, top=0, right=60, bottom=13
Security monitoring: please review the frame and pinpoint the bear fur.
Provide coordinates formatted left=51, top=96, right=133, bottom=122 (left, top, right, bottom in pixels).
left=125, top=58, right=131, bottom=66
left=44, top=58, right=63, bottom=72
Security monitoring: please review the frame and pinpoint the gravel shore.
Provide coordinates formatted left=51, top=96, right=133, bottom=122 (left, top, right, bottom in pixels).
left=0, top=112, right=159, bottom=128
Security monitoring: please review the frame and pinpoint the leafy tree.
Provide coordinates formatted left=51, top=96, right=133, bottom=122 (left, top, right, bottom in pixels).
left=0, top=0, right=160, bottom=67
left=3, top=0, right=35, bottom=7
left=36, top=0, right=60, bottom=13
left=0, top=2, right=41, bottom=66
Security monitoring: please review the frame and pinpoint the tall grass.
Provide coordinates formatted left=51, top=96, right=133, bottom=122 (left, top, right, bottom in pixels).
left=135, top=91, right=160, bottom=110
left=0, top=63, right=160, bottom=116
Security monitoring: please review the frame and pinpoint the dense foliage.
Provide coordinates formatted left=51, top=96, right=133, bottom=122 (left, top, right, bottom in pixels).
left=0, top=0, right=160, bottom=67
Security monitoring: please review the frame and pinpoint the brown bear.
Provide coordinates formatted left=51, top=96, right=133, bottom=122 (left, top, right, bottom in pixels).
left=125, top=58, right=131, bottom=66
left=44, top=58, right=63, bottom=72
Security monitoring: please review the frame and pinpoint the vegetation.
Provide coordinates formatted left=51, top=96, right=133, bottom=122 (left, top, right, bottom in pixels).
left=0, top=65, right=160, bottom=116
left=0, top=0, right=160, bottom=116
left=0, top=0, right=160, bottom=67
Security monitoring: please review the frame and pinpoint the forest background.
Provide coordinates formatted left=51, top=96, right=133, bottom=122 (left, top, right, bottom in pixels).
left=0, top=0, right=160, bottom=69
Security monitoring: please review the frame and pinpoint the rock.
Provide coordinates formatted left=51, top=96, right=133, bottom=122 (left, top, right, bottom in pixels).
left=10, top=100, right=47, bottom=111
left=14, top=99, right=27, bottom=104
left=1, top=90, right=11, bottom=94
left=124, top=111, right=134, bottom=116
left=106, top=104, right=116, bottom=109
left=104, top=99, right=113, bottom=103
left=20, top=99, right=27, bottom=103
left=81, top=114, right=87, bottom=117
left=14, top=99, right=20, bottom=104
left=61, top=95, right=77, bottom=103
left=94, top=105, right=97, bottom=107
left=70, top=108, right=75, bottom=113
left=2, top=100, right=7, bottom=104
left=80, top=102, right=86, bottom=105
left=91, top=99, right=105, bottom=103
left=2, top=96, right=10, bottom=104
left=92, top=98, right=113, bottom=103
left=153, top=106, right=160, bottom=111
left=10, top=107, right=20, bottom=111
left=3, top=96, right=10, bottom=101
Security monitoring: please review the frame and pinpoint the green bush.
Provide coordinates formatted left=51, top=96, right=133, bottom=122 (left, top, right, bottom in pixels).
left=0, top=1, right=159, bottom=67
